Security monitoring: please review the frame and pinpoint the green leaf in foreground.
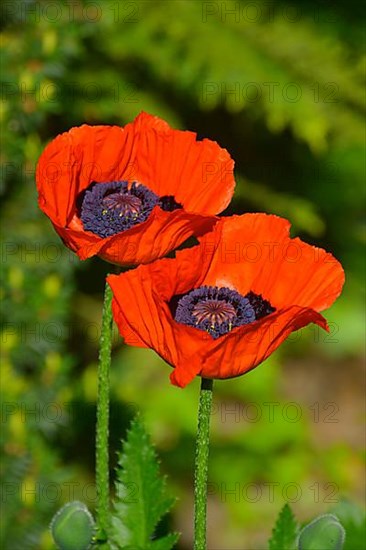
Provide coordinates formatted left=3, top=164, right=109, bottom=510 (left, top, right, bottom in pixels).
left=110, top=415, right=179, bottom=550
left=269, top=503, right=299, bottom=550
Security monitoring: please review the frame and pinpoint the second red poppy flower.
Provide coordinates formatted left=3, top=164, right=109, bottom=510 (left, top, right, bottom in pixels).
left=108, top=214, right=345, bottom=388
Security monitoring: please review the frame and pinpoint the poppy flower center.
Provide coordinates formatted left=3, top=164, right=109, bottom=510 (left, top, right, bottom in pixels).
left=102, top=192, right=142, bottom=216
left=80, top=181, right=183, bottom=238
left=173, top=286, right=275, bottom=339
left=192, top=299, right=236, bottom=326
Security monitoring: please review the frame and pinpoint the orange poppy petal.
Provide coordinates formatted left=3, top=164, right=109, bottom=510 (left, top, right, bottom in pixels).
left=53, top=208, right=218, bottom=265
left=200, top=214, right=345, bottom=312
left=98, top=209, right=218, bottom=266
left=36, top=124, right=134, bottom=226
left=167, top=306, right=328, bottom=388
left=108, top=269, right=178, bottom=364
left=111, top=294, right=148, bottom=349
left=196, top=306, right=327, bottom=382
left=132, top=115, right=235, bottom=214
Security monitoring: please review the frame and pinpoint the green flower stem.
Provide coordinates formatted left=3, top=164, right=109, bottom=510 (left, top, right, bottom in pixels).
left=95, top=280, right=113, bottom=545
left=194, top=377, right=214, bottom=550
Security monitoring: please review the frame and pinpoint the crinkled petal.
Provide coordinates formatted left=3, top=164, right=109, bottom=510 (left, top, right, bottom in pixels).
left=191, top=306, right=328, bottom=384
left=200, top=214, right=345, bottom=312
left=36, top=125, right=134, bottom=226
left=132, top=113, right=235, bottom=213
left=53, top=208, right=218, bottom=265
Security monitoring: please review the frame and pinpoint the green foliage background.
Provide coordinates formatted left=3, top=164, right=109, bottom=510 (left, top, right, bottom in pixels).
left=1, top=1, right=365, bottom=548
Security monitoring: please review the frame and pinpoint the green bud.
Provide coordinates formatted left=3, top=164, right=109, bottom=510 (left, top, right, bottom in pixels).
left=298, top=514, right=345, bottom=550
left=50, top=501, right=95, bottom=550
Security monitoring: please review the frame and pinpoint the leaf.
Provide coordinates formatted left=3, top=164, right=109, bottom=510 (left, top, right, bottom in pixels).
left=149, top=533, right=180, bottom=550
left=109, top=415, right=179, bottom=550
left=269, top=503, right=299, bottom=550
left=298, top=514, right=345, bottom=550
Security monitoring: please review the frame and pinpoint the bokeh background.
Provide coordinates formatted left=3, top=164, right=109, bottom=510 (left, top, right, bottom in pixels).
left=1, top=1, right=365, bottom=548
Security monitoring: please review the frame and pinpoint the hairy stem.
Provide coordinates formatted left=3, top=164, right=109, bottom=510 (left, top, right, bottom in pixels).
left=95, top=281, right=113, bottom=545
left=194, top=377, right=214, bottom=549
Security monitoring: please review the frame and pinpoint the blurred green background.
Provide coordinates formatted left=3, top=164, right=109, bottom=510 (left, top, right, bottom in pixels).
left=1, top=1, right=365, bottom=548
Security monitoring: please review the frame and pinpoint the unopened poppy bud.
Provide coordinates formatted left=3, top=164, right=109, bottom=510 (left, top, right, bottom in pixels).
left=298, top=514, right=345, bottom=550
left=50, top=501, right=95, bottom=550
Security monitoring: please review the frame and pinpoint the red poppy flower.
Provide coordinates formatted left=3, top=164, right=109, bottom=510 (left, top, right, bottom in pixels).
left=107, top=214, right=345, bottom=388
left=36, top=112, right=235, bottom=265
